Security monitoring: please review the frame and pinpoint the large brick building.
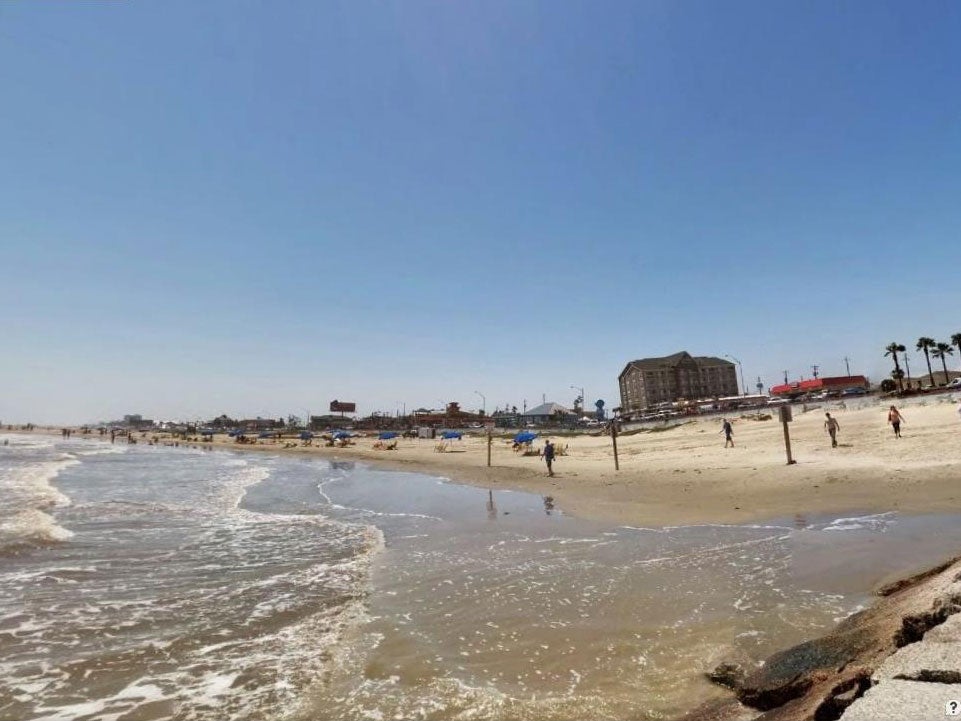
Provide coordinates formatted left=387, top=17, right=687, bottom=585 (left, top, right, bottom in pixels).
left=618, top=351, right=738, bottom=412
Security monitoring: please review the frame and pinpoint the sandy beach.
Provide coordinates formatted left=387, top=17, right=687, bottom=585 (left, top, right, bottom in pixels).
left=172, top=395, right=961, bottom=529
left=10, top=396, right=961, bottom=720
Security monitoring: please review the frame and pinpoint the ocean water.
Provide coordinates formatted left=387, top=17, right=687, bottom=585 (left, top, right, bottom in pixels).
left=4, top=434, right=961, bottom=721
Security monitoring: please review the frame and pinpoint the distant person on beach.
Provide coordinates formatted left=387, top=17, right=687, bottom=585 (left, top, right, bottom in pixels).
left=543, top=439, right=556, bottom=477
left=887, top=406, right=905, bottom=438
left=824, top=412, right=840, bottom=448
left=720, top=419, right=734, bottom=447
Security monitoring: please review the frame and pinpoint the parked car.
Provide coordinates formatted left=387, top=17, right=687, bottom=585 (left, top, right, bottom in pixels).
left=841, top=387, right=868, bottom=396
left=947, top=378, right=961, bottom=389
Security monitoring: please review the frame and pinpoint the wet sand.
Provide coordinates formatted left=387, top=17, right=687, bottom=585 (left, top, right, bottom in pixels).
left=135, top=394, right=961, bottom=528
left=290, top=465, right=961, bottom=721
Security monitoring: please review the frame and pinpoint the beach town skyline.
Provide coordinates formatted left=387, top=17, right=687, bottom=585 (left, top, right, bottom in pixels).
left=6, top=333, right=961, bottom=426
left=3, top=2, right=960, bottom=425
left=7, top=4, right=961, bottom=719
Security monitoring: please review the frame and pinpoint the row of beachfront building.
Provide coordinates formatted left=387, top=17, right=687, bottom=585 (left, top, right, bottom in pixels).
left=616, top=351, right=871, bottom=419
left=113, top=353, right=875, bottom=432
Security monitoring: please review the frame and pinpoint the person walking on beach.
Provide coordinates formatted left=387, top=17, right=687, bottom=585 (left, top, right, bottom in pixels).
left=887, top=406, right=905, bottom=438
left=720, top=419, right=734, bottom=447
left=824, top=412, right=840, bottom=448
left=543, top=439, right=556, bottom=477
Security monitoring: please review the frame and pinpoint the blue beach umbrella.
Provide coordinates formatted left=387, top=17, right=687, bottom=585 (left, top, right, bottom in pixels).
left=378, top=432, right=399, bottom=440
left=441, top=431, right=462, bottom=440
left=513, top=431, right=537, bottom=444
left=332, top=431, right=351, bottom=440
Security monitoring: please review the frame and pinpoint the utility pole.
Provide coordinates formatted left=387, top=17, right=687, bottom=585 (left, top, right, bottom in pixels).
left=783, top=370, right=789, bottom=385
left=844, top=357, right=851, bottom=376
left=780, top=405, right=796, bottom=465
left=609, top=419, right=620, bottom=471
left=812, top=365, right=819, bottom=379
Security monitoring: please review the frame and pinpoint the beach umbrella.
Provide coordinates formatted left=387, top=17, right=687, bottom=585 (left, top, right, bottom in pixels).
left=299, top=431, right=314, bottom=440
left=513, top=431, right=537, bottom=443
left=441, top=431, right=462, bottom=440
left=228, top=429, right=244, bottom=437
left=378, top=432, right=399, bottom=440
left=332, top=431, right=351, bottom=440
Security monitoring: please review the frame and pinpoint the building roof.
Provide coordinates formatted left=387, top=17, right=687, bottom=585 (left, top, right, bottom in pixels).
left=769, top=376, right=869, bottom=395
left=693, top=356, right=732, bottom=366
left=522, top=402, right=573, bottom=417
left=619, top=351, right=734, bottom=378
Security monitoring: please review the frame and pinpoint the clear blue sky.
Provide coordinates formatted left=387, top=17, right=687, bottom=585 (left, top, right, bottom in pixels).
left=2, top=1, right=960, bottom=424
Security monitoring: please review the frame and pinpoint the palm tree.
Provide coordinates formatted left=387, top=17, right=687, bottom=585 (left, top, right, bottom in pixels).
left=884, top=342, right=906, bottom=393
left=917, top=337, right=936, bottom=388
left=932, top=342, right=955, bottom=385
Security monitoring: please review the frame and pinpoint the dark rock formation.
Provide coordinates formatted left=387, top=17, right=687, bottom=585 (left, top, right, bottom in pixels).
left=708, top=662, right=747, bottom=691
left=736, top=628, right=876, bottom=710
left=894, top=592, right=961, bottom=646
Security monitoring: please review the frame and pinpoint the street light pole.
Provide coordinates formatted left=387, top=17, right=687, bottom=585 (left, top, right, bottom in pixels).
left=725, top=355, right=747, bottom=396
left=570, top=385, right=585, bottom=413
left=474, top=390, right=486, bottom=415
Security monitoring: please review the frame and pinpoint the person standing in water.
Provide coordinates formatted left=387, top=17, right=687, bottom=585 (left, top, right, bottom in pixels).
left=887, top=406, right=905, bottom=438
left=824, top=412, right=841, bottom=448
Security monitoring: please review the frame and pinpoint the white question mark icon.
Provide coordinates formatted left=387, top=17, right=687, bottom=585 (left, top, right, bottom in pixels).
left=947, top=699, right=960, bottom=716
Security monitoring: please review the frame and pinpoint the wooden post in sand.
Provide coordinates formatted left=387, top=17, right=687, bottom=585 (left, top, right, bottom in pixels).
left=610, top=420, right=620, bottom=471
left=779, top=404, right=797, bottom=465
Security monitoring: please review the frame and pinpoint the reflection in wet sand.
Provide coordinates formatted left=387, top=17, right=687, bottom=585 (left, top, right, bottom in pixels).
left=299, top=469, right=961, bottom=721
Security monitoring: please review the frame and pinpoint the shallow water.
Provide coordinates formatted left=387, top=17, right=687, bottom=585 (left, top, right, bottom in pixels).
left=297, top=478, right=961, bottom=720
left=4, top=435, right=961, bottom=720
